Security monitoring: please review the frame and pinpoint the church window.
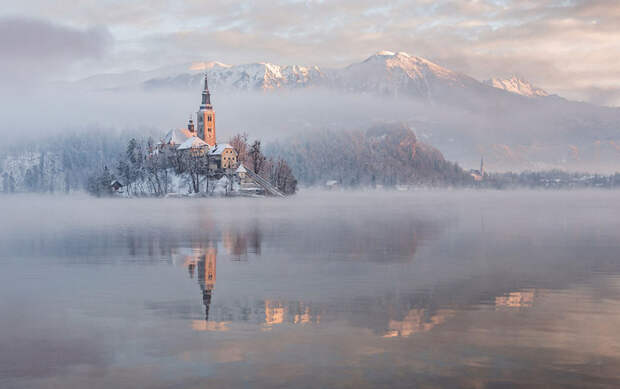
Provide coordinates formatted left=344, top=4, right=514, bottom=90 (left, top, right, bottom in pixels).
left=208, top=115, right=212, bottom=122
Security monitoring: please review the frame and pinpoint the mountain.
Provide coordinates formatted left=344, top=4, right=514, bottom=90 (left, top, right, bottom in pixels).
left=144, top=61, right=326, bottom=91
left=483, top=76, right=549, bottom=97
left=328, top=51, right=477, bottom=98
left=76, top=51, right=496, bottom=99
left=62, top=51, right=620, bottom=172
left=140, top=51, right=498, bottom=103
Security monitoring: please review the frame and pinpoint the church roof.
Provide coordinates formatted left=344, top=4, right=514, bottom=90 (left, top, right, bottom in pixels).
left=178, top=136, right=209, bottom=150
left=208, top=143, right=235, bottom=155
left=160, top=128, right=194, bottom=146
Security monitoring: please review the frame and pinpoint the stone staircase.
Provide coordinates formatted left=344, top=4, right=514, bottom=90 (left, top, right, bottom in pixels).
left=244, top=169, right=285, bottom=197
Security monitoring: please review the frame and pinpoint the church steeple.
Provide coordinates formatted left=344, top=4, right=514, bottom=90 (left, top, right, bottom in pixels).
left=201, top=73, right=212, bottom=109
left=197, top=72, right=216, bottom=146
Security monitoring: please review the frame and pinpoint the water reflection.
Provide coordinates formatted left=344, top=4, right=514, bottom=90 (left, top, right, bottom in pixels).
left=3, top=192, right=620, bottom=388
left=495, top=289, right=536, bottom=309
left=384, top=309, right=454, bottom=338
left=170, top=231, right=545, bottom=341
left=183, top=244, right=217, bottom=321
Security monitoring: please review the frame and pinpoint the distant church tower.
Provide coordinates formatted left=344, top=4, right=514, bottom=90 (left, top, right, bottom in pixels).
left=197, top=73, right=216, bottom=146
left=480, top=156, right=484, bottom=176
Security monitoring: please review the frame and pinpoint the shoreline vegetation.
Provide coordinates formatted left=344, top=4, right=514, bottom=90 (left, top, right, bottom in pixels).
left=86, top=133, right=297, bottom=197
left=1, top=124, right=619, bottom=197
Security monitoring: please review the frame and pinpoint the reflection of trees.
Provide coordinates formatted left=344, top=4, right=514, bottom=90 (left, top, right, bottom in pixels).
left=223, top=225, right=262, bottom=258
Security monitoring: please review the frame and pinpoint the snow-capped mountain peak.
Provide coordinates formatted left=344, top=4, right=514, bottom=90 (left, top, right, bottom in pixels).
left=189, top=61, right=232, bottom=71
left=333, top=50, right=470, bottom=98
left=71, top=52, right=551, bottom=103
left=484, top=75, right=549, bottom=97
left=141, top=61, right=327, bottom=91
left=359, top=51, right=461, bottom=81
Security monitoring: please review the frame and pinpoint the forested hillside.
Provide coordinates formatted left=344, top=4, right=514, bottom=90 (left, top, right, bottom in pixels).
left=0, top=129, right=143, bottom=193
left=266, top=123, right=471, bottom=188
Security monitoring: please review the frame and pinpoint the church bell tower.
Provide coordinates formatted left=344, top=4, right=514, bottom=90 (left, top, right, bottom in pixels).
left=197, top=73, right=216, bottom=146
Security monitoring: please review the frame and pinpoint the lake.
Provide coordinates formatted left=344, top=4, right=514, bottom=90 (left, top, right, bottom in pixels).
left=1, top=190, right=620, bottom=388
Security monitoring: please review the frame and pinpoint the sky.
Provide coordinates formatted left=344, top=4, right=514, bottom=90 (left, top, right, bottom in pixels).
left=1, top=0, right=619, bottom=105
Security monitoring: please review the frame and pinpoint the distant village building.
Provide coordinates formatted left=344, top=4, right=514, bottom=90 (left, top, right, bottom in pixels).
left=236, top=164, right=264, bottom=195
left=325, top=180, right=340, bottom=190
left=469, top=156, right=485, bottom=181
left=110, top=180, right=123, bottom=192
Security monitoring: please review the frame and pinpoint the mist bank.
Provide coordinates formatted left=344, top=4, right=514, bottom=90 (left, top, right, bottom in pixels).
left=2, top=82, right=619, bottom=173
left=2, top=120, right=619, bottom=195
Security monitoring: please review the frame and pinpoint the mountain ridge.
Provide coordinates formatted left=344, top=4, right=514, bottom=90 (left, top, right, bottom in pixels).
left=483, top=76, right=550, bottom=97
left=71, top=51, right=557, bottom=103
left=58, top=51, right=620, bottom=172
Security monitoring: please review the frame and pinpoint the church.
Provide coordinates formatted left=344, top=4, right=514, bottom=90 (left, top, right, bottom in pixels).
left=154, top=73, right=285, bottom=197
left=158, top=73, right=238, bottom=171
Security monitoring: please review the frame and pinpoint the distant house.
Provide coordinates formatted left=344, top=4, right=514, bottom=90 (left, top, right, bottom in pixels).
left=236, top=163, right=248, bottom=179
left=110, top=180, right=123, bottom=192
left=325, top=180, right=340, bottom=190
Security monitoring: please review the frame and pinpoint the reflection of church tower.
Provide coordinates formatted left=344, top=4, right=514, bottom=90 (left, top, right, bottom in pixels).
left=197, top=245, right=217, bottom=321
left=196, top=73, right=216, bottom=147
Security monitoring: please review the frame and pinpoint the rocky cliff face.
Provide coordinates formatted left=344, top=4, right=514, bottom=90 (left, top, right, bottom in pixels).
left=483, top=76, right=549, bottom=97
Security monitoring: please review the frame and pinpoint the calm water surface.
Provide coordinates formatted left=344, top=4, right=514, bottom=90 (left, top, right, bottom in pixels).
left=1, top=190, right=620, bottom=388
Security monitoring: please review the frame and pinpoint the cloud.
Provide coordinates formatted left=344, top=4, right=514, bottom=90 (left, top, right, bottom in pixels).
left=576, top=86, right=620, bottom=107
left=1, top=0, right=620, bottom=104
left=0, top=17, right=112, bottom=85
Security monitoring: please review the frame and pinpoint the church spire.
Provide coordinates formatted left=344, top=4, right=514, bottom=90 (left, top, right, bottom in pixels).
left=201, top=72, right=212, bottom=109
left=197, top=71, right=216, bottom=146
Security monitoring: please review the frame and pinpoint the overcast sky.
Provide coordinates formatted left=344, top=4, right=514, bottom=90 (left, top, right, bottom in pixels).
left=1, top=0, right=619, bottom=105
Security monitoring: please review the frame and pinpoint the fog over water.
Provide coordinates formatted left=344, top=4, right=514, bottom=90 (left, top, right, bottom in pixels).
left=1, top=190, right=620, bottom=388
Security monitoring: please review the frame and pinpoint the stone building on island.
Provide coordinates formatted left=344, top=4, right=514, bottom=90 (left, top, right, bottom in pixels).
left=157, top=73, right=238, bottom=173
left=154, top=73, right=285, bottom=197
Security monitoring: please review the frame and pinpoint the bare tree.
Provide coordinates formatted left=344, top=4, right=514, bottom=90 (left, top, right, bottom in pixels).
left=270, top=158, right=297, bottom=195
left=144, top=137, right=170, bottom=196
left=180, top=150, right=209, bottom=194
left=249, top=140, right=266, bottom=176
left=229, top=133, right=249, bottom=164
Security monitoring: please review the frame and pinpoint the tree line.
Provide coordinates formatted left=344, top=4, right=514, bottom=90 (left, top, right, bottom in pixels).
left=1, top=128, right=135, bottom=194
left=479, top=170, right=620, bottom=190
